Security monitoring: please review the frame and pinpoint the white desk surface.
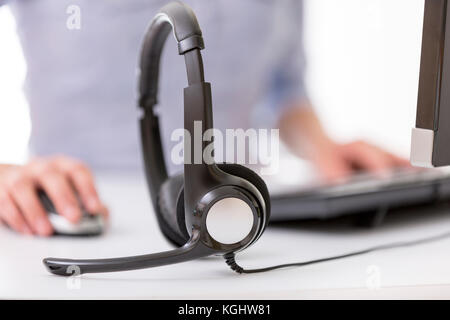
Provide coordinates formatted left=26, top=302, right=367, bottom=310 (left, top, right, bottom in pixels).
left=2, top=173, right=450, bottom=299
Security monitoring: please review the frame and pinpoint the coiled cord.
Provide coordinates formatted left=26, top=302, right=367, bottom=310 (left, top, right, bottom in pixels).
left=224, top=229, right=450, bottom=274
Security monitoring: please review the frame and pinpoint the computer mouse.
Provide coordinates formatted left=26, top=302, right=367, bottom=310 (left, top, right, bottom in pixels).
left=38, top=190, right=105, bottom=236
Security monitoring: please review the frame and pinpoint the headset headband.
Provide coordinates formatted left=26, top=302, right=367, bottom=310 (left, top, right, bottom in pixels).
left=138, top=1, right=205, bottom=109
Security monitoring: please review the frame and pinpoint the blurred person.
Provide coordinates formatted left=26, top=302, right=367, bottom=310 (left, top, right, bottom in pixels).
left=0, top=0, right=409, bottom=236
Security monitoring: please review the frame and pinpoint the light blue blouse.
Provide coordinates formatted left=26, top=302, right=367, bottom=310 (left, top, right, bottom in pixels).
left=4, top=0, right=306, bottom=173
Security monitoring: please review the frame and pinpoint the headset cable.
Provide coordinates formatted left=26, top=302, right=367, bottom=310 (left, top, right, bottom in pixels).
left=224, top=229, right=450, bottom=274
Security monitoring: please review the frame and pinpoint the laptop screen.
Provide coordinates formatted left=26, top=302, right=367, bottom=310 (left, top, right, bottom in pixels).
left=412, top=0, right=450, bottom=167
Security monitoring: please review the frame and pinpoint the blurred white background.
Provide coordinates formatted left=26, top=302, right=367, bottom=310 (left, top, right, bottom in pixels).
left=0, top=5, right=30, bottom=164
left=0, top=0, right=424, bottom=164
left=304, top=0, right=424, bottom=157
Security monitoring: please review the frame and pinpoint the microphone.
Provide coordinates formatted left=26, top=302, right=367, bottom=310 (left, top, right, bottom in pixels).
left=43, top=229, right=213, bottom=276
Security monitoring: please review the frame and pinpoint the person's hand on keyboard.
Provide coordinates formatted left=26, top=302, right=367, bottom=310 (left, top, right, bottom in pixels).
left=279, top=105, right=411, bottom=183
left=309, top=140, right=412, bottom=183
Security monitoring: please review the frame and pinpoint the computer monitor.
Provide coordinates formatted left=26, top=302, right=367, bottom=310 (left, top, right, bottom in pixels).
left=411, top=0, right=450, bottom=167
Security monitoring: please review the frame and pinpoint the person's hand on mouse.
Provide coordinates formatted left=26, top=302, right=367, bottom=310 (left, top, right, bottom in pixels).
left=0, top=155, right=108, bottom=236
left=279, top=103, right=411, bottom=183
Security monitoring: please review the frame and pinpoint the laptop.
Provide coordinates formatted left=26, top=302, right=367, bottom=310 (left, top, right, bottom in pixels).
left=271, top=0, right=450, bottom=223
left=269, top=168, right=450, bottom=222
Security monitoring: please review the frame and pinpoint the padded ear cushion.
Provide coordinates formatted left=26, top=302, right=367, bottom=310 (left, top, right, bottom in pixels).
left=158, top=174, right=190, bottom=246
left=158, top=164, right=271, bottom=247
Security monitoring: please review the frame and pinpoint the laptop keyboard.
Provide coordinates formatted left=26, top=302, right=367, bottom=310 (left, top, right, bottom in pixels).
left=319, top=168, right=449, bottom=196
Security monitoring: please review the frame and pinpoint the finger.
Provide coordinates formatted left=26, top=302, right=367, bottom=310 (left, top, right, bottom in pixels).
left=368, top=145, right=413, bottom=169
left=55, top=158, right=105, bottom=215
left=0, top=188, right=32, bottom=235
left=311, top=152, right=353, bottom=183
left=99, top=204, right=110, bottom=219
left=9, top=178, right=53, bottom=236
left=344, top=142, right=392, bottom=175
left=37, top=171, right=82, bottom=224
left=386, top=152, right=412, bottom=168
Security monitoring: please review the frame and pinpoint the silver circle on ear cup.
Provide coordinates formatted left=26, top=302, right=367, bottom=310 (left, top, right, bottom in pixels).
left=205, top=197, right=255, bottom=245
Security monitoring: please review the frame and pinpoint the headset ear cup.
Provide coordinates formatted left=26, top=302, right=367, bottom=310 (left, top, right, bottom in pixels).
left=217, top=164, right=271, bottom=227
left=157, top=165, right=270, bottom=247
left=158, top=175, right=190, bottom=246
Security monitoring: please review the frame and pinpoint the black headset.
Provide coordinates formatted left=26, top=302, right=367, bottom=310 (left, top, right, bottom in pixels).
left=43, top=1, right=270, bottom=276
